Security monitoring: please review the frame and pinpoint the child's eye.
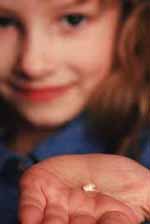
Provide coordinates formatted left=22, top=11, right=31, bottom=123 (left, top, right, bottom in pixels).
left=62, top=14, right=86, bottom=27
left=0, top=16, right=17, bottom=28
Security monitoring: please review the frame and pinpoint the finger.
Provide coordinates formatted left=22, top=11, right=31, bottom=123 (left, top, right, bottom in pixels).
left=19, top=205, right=44, bottom=224
left=19, top=188, right=45, bottom=224
left=42, top=216, right=67, bottom=224
left=42, top=204, right=69, bottom=224
left=19, top=173, right=46, bottom=224
left=98, top=211, right=137, bottom=224
left=70, top=214, right=96, bottom=224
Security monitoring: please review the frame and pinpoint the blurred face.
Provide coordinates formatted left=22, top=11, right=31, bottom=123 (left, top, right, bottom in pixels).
left=0, top=0, right=121, bottom=128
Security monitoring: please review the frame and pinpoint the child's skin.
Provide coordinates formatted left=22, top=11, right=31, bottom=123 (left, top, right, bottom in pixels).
left=0, top=0, right=149, bottom=223
left=0, top=0, right=121, bottom=154
left=19, top=154, right=150, bottom=224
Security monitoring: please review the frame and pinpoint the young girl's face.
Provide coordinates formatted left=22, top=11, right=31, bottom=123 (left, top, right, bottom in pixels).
left=0, top=0, right=121, bottom=128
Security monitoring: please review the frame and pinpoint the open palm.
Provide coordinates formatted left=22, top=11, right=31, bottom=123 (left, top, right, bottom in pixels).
left=19, top=154, right=150, bottom=224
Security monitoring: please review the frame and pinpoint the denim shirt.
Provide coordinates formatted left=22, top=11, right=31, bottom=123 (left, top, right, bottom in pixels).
left=0, top=114, right=149, bottom=224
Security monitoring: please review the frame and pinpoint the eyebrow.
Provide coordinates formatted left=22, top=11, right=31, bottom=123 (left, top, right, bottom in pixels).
left=0, top=0, right=85, bottom=14
left=51, top=0, right=113, bottom=11
left=55, top=0, right=88, bottom=5
left=51, top=0, right=92, bottom=9
left=0, top=0, right=104, bottom=14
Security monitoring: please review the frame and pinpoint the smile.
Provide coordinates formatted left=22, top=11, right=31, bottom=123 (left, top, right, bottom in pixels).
left=13, top=84, right=73, bottom=102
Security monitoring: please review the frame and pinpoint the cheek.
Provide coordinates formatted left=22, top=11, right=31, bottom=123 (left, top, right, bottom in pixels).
left=61, top=8, right=120, bottom=85
left=0, top=29, right=19, bottom=78
left=62, top=28, right=117, bottom=84
left=64, top=35, right=114, bottom=88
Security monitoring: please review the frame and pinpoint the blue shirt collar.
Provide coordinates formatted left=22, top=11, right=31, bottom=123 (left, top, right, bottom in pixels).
left=0, top=113, right=104, bottom=175
left=31, top=112, right=103, bottom=160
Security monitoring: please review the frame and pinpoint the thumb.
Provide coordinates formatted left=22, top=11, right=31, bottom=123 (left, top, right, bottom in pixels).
left=98, top=211, right=138, bottom=224
left=19, top=205, right=43, bottom=224
left=18, top=172, right=46, bottom=224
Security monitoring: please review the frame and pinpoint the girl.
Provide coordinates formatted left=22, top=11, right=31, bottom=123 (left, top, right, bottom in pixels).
left=0, top=0, right=149, bottom=223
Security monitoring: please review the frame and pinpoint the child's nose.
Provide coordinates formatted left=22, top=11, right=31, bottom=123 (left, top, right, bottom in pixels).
left=18, top=31, right=56, bottom=79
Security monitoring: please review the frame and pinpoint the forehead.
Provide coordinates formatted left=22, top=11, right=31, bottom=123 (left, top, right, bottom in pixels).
left=0, top=0, right=96, bottom=5
left=0, top=0, right=117, bottom=16
left=0, top=0, right=101, bottom=18
left=0, top=0, right=100, bottom=9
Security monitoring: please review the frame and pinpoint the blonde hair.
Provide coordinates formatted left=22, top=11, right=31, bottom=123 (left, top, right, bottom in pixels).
left=89, top=0, right=150, bottom=156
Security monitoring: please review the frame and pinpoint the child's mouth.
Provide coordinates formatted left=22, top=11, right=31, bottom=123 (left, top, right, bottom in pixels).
left=13, top=84, right=73, bottom=102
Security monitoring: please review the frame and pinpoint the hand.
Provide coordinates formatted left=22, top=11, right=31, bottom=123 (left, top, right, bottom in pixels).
left=19, top=154, right=150, bottom=224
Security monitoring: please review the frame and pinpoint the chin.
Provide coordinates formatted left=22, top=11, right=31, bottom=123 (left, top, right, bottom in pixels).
left=21, top=108, right=82, bottom=129
left=16, top=97, right=87, bottom=129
